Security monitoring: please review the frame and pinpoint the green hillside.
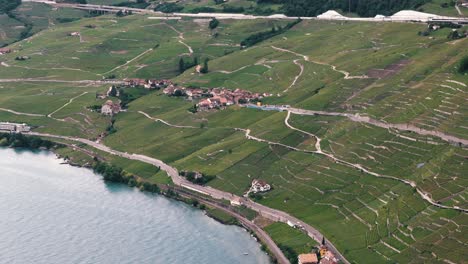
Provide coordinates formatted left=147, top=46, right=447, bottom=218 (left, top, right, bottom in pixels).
left=0, top=9, right=466, bottom=264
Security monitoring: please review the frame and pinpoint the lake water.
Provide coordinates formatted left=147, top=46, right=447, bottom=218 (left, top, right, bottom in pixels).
left=0, top=147, right=270, bottom=264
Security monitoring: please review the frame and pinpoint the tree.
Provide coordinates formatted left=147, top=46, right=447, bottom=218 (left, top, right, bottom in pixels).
left=209, top=18, right=219, bottom=30
left=459, top=56, right=468, bottom=74
left=109, top=85, right=118, bottom=97
left=179, top=57, right=185, bottom=73
left=200, top=58, right=209, bottom=73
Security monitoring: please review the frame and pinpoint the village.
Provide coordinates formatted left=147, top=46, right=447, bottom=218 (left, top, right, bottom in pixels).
left=95, top=78, right=272, bottom=116
left=162, top=83, right=272, bottom=111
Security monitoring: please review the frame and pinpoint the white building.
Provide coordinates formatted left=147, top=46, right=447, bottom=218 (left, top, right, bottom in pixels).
left=101, top=100, right=121, bottom=116
left=251, top=179, right=271, bottom=193
left=0, top=122, right=31, bottom=133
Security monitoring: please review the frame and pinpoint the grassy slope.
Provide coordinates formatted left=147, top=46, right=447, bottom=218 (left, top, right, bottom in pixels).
left=0, top=13, right=467, bottom=264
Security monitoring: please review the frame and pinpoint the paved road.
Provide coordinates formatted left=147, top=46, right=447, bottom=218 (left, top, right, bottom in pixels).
left=27, top=131, right=350, bottom=264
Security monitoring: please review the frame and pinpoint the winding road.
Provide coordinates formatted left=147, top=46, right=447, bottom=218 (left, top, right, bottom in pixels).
left=25, top=131, right=349, bottom=264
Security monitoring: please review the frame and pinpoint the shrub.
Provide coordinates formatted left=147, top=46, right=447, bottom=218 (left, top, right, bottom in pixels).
left=154, top=3, right=184, bottom=13
left=209, top=18, right=219, bottom=30
left=458, top=56, right=468, bottom=74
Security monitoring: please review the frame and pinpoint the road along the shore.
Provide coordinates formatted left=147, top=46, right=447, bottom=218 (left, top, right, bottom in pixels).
left=26, top=131, right=350, bottom=264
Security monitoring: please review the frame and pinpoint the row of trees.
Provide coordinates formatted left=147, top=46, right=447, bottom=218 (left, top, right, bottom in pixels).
left=0, top=0, right=21, bottom=14
left=178, top=57, right=209, bottom=74
left=180, top=171, right=215, bottom=185
left=92, top=160, right=161, bottom=193
left=0, top=133, right=57, bottom=149
left=179, top=57, right=199, bottom=73
left=240, top=19, right=301, bottom=47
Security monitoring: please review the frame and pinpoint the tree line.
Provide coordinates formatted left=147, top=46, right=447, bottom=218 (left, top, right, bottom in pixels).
left=257, top=0, right=429, bottom=17
left=240, top=19, right=301, bottom=47
left=0, top=133, right=58, bottom=149
left=0, top=0, right=20, bottom=14
left=92, top=160, right=161, bottom=193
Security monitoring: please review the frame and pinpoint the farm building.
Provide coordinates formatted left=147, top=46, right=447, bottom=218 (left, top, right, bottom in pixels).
left=0, top=122, right=31, bottom=133
left=298, top=253, right=318, bottom=264
left=251, top=179, right=271, bottom=193
left=101, top=100, right=121, bottom=116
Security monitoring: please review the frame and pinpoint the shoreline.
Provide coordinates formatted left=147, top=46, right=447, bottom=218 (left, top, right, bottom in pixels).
left=0, top=142, right=281, bottom=264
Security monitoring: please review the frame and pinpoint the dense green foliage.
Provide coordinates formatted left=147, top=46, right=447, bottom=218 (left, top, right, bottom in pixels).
left=459, top=56, right=468, bottom=74
left=190, top=6, right=216, bottom=13
left=206, top=208, right=239, bottom=225
left=113, top=0, right=149, bottom=9
left=0, top=133, right=57, bottom=149
left=0, top=0, right=20, bottom=14
left=179, top=56, right=198, bottom=73
left=200, top=58, right=209, bottom=73
left=93, top=160, right=161, bottom=192
left=180, top=171, right=215, bottom=185
left=447, top=30, right=467, bottom=40
left=154, top=3, right=184, bottom=13
left=209, top=18, right=219, bottom=30
left=278, top=244, right=298, bottom=264
left=222, top=5, right=245, bottom=13
left=260, top=0, right=429, bottom=16
left=118, top=87, right=153, bottom=108
left=57, top=0, right=87, bottom=3
left=240, top=19, right=301, bottom=47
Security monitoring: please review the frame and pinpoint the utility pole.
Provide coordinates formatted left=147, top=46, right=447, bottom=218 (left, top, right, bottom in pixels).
left=349, top=0, right=351, bottom=14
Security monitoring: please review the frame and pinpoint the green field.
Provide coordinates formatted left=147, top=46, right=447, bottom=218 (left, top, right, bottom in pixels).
left=0, top=8, right=467, bottom=264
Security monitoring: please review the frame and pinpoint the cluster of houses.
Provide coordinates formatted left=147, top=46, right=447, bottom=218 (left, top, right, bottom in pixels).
left=0, top=122, right=31, bottom=133
left=95, top=77, right=269, bottom=115
left=0, top=48, right=12, bottom=55
left=298, top=245, right=339, bottom=264
left=124, top=78, right=172, bottom=89
left=163, top=85, right=271, bottom=111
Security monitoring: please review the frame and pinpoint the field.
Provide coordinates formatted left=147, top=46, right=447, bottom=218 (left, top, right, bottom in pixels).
left=0, top=8, right=467, bottom=264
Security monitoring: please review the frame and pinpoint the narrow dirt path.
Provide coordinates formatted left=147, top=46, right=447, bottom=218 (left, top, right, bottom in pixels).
left=283, top=111, right=468, bottom=213
left=271, top=46, right=369, bottom=80
left=138, top=111, right=197, bottom=128
left=48, top=92, right=88, bottom=118
left=283, top=59, right=304, bottom=92
left=102, top=48, right=154, bottom=75
left=165, top=23, right=193, bottom=55
left=2, top=64, right=102, bottom=77
left=287, top=107, right=468, bottom=147
left=215, top=65, right=250, bottom=74
left=455, top=5, right=463, bottom=16
left=0, top=107, right=45, bottom=117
